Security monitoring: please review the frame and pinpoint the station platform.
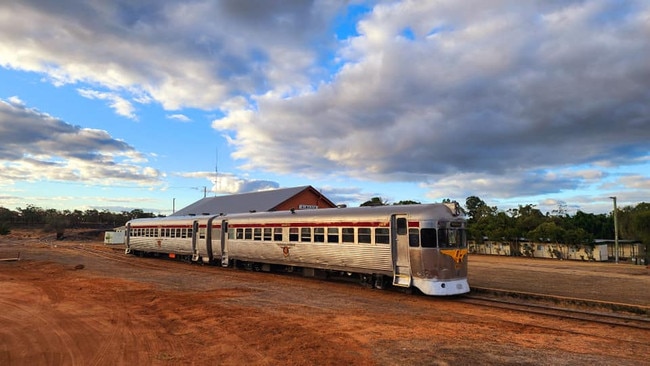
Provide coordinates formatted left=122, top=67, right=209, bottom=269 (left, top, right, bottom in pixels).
left=468, top=254, right=650, bottom=307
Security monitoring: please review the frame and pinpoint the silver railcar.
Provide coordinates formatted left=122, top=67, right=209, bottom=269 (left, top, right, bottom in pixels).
left=125, top=203, right=469, bottom=296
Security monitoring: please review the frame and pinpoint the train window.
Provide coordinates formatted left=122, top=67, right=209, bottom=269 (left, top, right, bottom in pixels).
left=439, top=229, right=466, bottom=248
left=253, top=228, right=262, bottom=241
left=236, top=228, right=243, bottom=239
left=244, top=228, right=252, bottom=240
left=342, top=228, right=354, bottom=243
left=408, top=228, right=420, bottom=247
left=327, top=228, right=339, bottom=243
left=375, top=228, right=390, bottom=244
left=420, top=228, right=437, bottom=248
left=289, top=228, right=299, bottom=241
left=396, top=218, right=407, bottom=235
left=263, top=228, right=272, bottom=241
left=274, top=228, right=283, bottom=241
left=176, top=228, right=181, bottom=238
left=358, top=228, right=371, bottom=244
left=301, top=228, right=311, bottom=242
left=181, top=229, right=187, bottom=238
left=314, top=227, right=325, bottom=243
left=212, top=228, right=221, bottom=239
left=187, top=228, right=192, bottom=238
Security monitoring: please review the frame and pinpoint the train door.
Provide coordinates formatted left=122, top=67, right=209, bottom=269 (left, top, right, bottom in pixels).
left=391, top=214, right=412, bottom=287
left=191, top=220, right=199, bottom=261
left=204, top=217, right=216, bottom=261
left=220, top=220, right=229, bottom=267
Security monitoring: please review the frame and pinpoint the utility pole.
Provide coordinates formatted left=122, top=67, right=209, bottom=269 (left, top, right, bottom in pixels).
left=609, top=196, right=619, bottom=264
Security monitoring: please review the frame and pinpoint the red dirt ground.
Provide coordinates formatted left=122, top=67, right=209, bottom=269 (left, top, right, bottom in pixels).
left=1, top=230, right=648, bottom=365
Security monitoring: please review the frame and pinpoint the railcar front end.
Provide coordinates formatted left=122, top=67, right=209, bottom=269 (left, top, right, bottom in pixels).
left=408, top=221, right=469, bottom=295
left=390, top=203, right=469, bottom=296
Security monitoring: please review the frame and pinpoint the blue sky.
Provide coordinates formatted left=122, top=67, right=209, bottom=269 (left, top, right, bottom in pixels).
left=1, top=0, right=648, bottom=216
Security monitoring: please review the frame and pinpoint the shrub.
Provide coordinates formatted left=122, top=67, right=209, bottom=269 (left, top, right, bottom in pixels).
left=0, top=222, right=10, bottom=235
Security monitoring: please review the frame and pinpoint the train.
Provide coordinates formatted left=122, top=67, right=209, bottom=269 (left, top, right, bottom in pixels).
left=124, top=202, right=469, bottom=296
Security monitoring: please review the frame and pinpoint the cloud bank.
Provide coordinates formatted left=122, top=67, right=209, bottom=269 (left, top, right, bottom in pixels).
left=1, top=0, right=648, bottom=210
left=0, top=97, right=160, bottom=186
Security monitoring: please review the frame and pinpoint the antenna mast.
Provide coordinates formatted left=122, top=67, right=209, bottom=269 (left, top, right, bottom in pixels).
left=215, top=147, right=219, bottom=196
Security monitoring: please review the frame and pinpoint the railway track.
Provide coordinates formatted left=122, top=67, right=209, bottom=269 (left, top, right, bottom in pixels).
left=462, top=288, right=650, bottom=332
left=59, top=243, right=650, bottom=334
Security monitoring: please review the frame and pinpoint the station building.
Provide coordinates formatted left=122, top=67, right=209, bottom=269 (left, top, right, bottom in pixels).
left=171, top=185, right=337, bottom=217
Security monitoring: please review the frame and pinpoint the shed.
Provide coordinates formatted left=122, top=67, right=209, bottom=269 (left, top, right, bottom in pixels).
left=104, top=227, right=126, bottom=244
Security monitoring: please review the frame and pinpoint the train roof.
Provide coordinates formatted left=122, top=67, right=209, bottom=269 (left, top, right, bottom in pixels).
left=129, top=202, right=464, bottom=225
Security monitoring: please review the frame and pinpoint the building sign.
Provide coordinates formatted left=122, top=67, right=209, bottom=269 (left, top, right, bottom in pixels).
left=298, top=204, right=318, bottom=210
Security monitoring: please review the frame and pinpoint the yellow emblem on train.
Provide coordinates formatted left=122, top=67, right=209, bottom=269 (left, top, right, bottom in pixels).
left=440, top=249, right=468, bottom=264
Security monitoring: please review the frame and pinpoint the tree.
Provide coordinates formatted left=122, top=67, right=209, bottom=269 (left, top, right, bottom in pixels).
left=17, top=205, right=46, bottom=225
left=529, top=222, right=566, bottom=244
left=393, top=200, right=420, bottom=205
left=360, top=197, right=388, bottom=207
left=465, top=196, right=497, bottom=224
left=618, top=202, right=650, bottom=264
left=45, top=211, right=69, bottom=240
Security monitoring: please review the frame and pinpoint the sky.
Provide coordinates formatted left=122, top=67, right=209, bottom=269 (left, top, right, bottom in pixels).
left=1, top=0, right=649, bottom=216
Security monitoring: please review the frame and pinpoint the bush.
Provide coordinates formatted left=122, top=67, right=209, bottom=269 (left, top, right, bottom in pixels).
left=0, top=222, right=10, bottom=235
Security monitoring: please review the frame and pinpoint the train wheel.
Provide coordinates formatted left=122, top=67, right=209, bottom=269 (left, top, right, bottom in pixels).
left=361, top=274, right=374, bottom=288
left=374, top=275, right=387, bottom=290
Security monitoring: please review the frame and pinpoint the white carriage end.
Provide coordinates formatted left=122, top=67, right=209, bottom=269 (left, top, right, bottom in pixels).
left=412, top=278, right=470, bottom=296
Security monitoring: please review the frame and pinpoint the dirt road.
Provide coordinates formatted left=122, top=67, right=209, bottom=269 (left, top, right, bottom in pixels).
left=0, top=233, right=648, bottom=365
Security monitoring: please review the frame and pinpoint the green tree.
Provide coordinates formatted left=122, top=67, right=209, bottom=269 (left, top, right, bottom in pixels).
left=44, top=210, right=69, bottom=240
left=529, top=221, right=566, bottom=244
left=393, top=200, right=420, bottom=205
left=17, top=205, right=46, bottom=225
left=360, top=197, right=388, bottom=207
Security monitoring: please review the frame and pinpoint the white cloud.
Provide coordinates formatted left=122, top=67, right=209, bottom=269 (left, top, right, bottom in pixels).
left=175, top=170, right=278, bottom=195
left=166, top=114, right=191, bottom=122
left=77, top=89, right=137, bottom=120
left=0, top=98, right=161, bottom=186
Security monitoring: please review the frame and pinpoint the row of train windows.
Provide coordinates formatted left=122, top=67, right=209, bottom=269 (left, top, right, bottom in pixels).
left=130, top=226, right=465, bottom=248
left=229, top=227, right=391, bottom=245
left=130, top=227, right=192, bottom=238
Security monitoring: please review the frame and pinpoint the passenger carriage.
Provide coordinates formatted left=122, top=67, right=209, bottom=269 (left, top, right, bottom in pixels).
left=125, top=203, right=469, bottom=296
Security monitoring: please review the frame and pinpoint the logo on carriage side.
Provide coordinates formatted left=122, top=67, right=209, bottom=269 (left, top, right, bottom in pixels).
left=157, top=240, right=162, bottom=248
left=440, top=249, right=468, bottom=264
left=282, top=246, right=290, bottom=257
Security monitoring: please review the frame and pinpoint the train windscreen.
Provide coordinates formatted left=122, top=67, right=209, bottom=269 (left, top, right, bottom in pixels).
left=438, top=227, right=466, bottom=248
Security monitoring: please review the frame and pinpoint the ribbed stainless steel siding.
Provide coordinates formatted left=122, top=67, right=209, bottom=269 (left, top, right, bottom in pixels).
left=228, top=241, right=393, bottom=273
left=129, top=237, right=194, bottom=255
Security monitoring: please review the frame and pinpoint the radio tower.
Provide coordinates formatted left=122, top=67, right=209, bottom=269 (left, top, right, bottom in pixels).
left=214, top=147, right=219, bottom=196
